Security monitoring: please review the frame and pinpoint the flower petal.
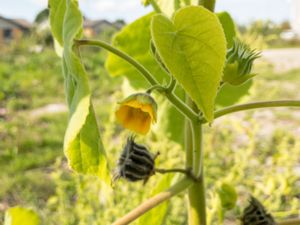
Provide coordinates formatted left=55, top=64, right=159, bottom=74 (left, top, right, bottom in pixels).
left=115, top=105, right=151, bottom=135
left=125, top=100, right=156, bottom=122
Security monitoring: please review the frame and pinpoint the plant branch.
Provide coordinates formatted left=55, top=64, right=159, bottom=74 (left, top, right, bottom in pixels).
left=155, top=168, right=200, bottom=181
left=166, top=77, right=177, bottom=93
left=192, top=122, right=203, bottom=177
left=185, top=97, right=194, bottom=169
left=200, top=100, right=300, bottom=124
left=155, top=168, right=190, bottom=175
left=199, top=0, right=216, bottom=11
left=148, top=0, right=162, bottom=13
left=112, top=177, right=193, bottom=225
left=146, top=84, right=166, bottom=94
left=278, top=218, right=300, bottom=225
left=188, top=121, right=206, bottom=225
left=75, top=39, right=199, bottom=122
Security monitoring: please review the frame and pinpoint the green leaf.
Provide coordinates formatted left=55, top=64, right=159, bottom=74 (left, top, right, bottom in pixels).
left=138, top=174, right=174, bottom=225
left=158, top=88, right=185, bottom=146
left=4, top=206, right=40, bottom=225
left=217, top=11, right=236, bottom=48
left=105, top=13, right=169, bottom=89
left=217, top=183, right=238, bottom=210
left=49, top=0, right=110, bottom=182
left=151, top=6, right=227, bottom=122
left=48, top=0, right=66, bottom=47
left=216, top=80, right=252, bottom=107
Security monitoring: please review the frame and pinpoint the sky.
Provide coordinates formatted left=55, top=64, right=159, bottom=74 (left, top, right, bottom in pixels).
left=0, top=0, right=292, bottom=24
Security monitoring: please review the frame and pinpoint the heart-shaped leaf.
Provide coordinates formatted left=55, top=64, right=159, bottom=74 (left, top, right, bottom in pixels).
left=151, top=6, right=226, bottom=122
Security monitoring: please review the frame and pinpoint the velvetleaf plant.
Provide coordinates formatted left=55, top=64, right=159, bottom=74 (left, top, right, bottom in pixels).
left=48, top=0, right=300, bottom=224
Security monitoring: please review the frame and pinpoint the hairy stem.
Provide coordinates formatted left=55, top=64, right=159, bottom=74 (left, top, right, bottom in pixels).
left=278, top=218, right=300, bottom=225
left=185, top=97, right=206, bottom=225
left=185, top=97, right=193, bottom=169
left=192, top=122, right=203, bottom=177
left=112, top=177, right=193, bottom=225
left=200, top=100, right=300, bottom=123
left=188, top=121, right=206, bottom=225
left=75, top=39, right=199, bottom=122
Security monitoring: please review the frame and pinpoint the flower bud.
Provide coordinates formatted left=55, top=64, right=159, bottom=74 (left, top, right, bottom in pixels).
left=223, top=39, right=260, bottom=86
left=115, top=93, right=157, bottom=135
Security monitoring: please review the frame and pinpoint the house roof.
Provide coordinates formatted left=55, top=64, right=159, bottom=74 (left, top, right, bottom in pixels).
left=0, top=15, right=32, bottom=30
left=83, top=18, right=125, bottom=30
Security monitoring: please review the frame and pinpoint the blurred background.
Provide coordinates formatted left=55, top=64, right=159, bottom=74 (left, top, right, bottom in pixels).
left=0, top=0, right=300, bottom=224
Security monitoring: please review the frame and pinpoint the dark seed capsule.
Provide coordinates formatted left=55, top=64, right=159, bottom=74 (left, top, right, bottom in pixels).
left=113, top=137, right=157, bottom=183
left=241, top=196, right=277, bottom=225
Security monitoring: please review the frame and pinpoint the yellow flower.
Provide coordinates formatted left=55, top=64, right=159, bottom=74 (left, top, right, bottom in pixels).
left=115, top=93, right=157, bottom=135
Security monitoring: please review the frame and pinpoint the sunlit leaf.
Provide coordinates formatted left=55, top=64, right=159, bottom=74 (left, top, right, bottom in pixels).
left=151, top=6, right=227, bottom=122
left=216, top=80, right=252, bottom=107
left=138, top=174, right=174, bottom=225
left=49, top=0, right=66, bottom=47
left=158, top=88, right=185, bottom=146
left=4, top=206, right=40, bottom=225
left=49, top=0, right=110, bottom=183
left=217, top=11, right=236, bottom=48
left=105, top=13, right=169, bottom=89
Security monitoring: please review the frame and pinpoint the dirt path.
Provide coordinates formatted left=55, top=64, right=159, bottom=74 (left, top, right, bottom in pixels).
left=29, top=103, right=67, bottom=118
left=261, top=48, right=300, bottom=72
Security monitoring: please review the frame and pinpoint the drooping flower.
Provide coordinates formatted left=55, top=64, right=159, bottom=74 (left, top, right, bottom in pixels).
left=115, top=93, right=157, bottom=135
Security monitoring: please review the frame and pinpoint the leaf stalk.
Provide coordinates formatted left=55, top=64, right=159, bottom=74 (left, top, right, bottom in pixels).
left=112, top=177, right=193, bottom=225
left=75, top=39, right=199, bottom=122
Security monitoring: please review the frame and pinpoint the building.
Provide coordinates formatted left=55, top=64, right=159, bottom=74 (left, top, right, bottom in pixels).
left=83, top=19, right=125, bottom=38
left=0, top=15, right=31, bottom=44
left=291, top=0, right=300, bottom=37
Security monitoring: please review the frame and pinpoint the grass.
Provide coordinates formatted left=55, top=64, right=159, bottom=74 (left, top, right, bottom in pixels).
left=0, top=38, right=300, bottom=224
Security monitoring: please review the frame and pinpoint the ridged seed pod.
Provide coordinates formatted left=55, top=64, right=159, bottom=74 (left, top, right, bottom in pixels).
left=241, top=196, right=277, bottom=225
left=113, top=137, right=157, bottom=184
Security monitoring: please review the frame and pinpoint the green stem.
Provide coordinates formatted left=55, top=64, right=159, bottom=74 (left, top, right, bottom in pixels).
left=75, top=39, right=199, bottom=122
left=199, top=0, right=216, bottom=11
left=155, top=168, right=199, bottom=181
left=146, top=84, right=166, bottom=94
left=166, top=77, right=177, bottom=93
left=112, top=177, right=193, bottom=225
left=185, top=97, right=206, bottom=225
left=185, top=98, right=193, bottom=169
left=200, top=100, right=300, bottom=123
left=192, top=122, right=202, bottom=177
left=149, top=0, right=162, bottom=13
left=188, top=121, right=206, bottom=225
left=278, top=218, right=300, bottom=225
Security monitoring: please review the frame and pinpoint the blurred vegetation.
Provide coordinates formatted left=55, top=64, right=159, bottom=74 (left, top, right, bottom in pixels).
left=238, top=20, right=300, bottom=49
left=1, top=20, right=300, bottom=224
